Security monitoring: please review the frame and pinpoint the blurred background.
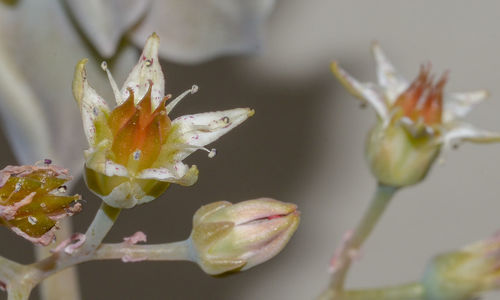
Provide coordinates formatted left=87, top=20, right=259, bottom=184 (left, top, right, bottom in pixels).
left=2, top=0, right=500, bottom=299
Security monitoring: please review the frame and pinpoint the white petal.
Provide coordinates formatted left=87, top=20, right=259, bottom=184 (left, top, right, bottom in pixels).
left=64, top=0, right=150, bottom=58
left=371, top=42, right=408, bottom=103
left=73, top=59, right=110, bottom=146
left=443, top=90, right=488, bottom=123
left=138, top=164, right=199, bottom=186
left=331, top=62, right=389, bottom=120
left=443, top=123, right=500, bottom=145
left=168, top=108, right=254, bottom=162
left=129, top=0, right=275, bottom=63
left=0, top=0, right=135, bottom=175
left=120, top=33, right=164, bottom=108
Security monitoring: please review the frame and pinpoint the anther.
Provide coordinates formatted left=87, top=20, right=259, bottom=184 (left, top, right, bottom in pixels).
left=28, top=216, right=38, bottom=225
left=101, top=61, right=108, bottom=71
left=208, top=148, right=217, bottom=158
left=133, top=150, right=142, bottom=161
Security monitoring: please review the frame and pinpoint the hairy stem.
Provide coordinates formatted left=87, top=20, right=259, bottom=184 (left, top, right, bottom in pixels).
left=320, top=183, right=398, bottom=299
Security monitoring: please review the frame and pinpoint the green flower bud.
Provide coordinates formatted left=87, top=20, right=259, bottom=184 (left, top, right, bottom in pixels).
left=422, top=234, right=500, bottom=300
left=188, top=198, right=300, bottom=275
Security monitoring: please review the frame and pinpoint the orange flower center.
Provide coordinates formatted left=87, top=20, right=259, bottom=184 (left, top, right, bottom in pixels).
left=393, top=65, right=447, bottom=126
left=108, top=82, right=171, bottom=173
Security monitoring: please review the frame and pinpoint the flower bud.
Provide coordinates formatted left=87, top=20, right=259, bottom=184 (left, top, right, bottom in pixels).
left=366, top=121, right=440, bottom=187
left=188, top=198, right=300, bottom=275
left=422, top=233, right=500, bottom=300
left=0, top=164, right=81, bottom=245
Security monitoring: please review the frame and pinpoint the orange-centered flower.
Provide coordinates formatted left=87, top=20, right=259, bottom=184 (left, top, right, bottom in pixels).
left=393, top=65, right=446, bottom=127
left=73, top=33, right=254, bottom=208
left=331, top=43, right=500, bottom=187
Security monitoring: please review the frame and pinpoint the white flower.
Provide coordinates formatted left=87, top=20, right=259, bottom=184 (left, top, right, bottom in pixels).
left=0, top=0, right=274, bottom=179
left=331, top=43, right=500, bottom=187
left=332, top=42, right=500, bottom=148
left=73, top=33, right=254, bottom=208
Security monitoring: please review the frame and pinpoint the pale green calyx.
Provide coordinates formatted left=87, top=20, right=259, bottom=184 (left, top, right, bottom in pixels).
left=188, top=198, right=300, bottom=275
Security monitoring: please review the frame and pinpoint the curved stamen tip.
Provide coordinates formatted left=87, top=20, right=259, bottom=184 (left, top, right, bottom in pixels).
left=191, top=85, right=199, bottom=94
left=101, top=61, right=108, bottom=71
left=208, top=148, right=217, bottom=158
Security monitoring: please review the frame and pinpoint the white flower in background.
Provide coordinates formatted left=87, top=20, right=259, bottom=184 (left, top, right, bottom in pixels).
left=74, top=33, right=254, bottom=208
left=331, top=43, right=500, bottom=187
left=65, top=0, right=276, bottom=63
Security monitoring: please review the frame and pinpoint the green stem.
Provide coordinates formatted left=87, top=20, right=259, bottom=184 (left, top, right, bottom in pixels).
left=321, top=183, right=398, bottom=299
left=340, top=283, right=424, bottom=300
left=4, top=202, right=121, bottom=299
left=95, top=240, right=192, bottom=262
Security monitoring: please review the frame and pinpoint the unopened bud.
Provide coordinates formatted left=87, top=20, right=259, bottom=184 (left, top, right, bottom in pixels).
left=422, top=233, right=500, bottom=300
left=188, top=198, right=300, bottom=275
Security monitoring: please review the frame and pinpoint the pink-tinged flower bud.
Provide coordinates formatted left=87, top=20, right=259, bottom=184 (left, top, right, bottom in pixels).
left=0, top=164, right=81, bottom=245
left=188, top=198, right=300, bottom=275
left=422, top=233, right=500, bottom=300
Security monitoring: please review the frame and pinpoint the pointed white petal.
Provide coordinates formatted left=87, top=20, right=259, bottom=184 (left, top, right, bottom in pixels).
left=120, top=33, right=164, bottom=108
left=73, top=59, right=110, bottom=146
left=331, top=62, right=389, bottom=120
left=167, top=108, right=254, bottom=162
left=443, top=123, right=500, bottom=145
left=371, top=42, right=408, bottom=103
left=65, top=0, right=150, bottom=58
left=129, top=0, right=275, bottom=63
left=138, top=164, right=199, bottom=186
left=443, top=90, right=489, bottom=123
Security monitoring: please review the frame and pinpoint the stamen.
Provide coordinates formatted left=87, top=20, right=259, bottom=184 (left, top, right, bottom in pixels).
left=101, top=61, right=122, bottom=105
left=171, top=143, right=217, bottom=158
left=165, top=85, right=199, bottom=114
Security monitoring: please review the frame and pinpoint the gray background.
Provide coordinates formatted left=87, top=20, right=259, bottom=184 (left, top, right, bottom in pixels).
left=2, top=1, right=500, bottom=299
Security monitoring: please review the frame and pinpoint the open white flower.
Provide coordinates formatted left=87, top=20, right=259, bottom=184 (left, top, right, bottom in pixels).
left=73, top=33, right=254, bottom=208
left=331, top=43, right=500, bottom=187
